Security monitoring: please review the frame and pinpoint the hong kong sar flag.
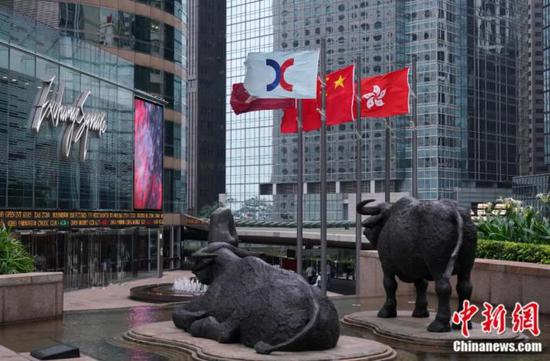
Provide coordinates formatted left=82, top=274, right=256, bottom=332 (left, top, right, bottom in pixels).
left=360, top=68, right=410, bottom=117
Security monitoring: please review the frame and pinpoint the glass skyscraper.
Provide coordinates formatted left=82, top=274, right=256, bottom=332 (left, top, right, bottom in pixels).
left=226, top=0, right=525, bottom=221
left=188, top=0, right=227, bottom=215
left=27, top=0, right=189, bottom=214
left=0, top=0, right=189, bottom=288
left=545, top=0, right=550, bottom=165
left=226, top=0, right=275, bottom=219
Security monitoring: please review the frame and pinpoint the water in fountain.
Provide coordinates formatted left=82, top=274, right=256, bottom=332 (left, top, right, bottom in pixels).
left=172, top=277, right=207, bottom=295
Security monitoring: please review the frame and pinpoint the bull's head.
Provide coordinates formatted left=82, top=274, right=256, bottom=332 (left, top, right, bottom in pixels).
left=207, top=207, right=239, bottom=247
left=191, top=242, right=250, bottom=285
left=356, top=199, right=392, bottom=248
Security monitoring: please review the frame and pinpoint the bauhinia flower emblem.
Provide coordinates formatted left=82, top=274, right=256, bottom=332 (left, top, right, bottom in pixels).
left=363, top=85, right=386, bottom=109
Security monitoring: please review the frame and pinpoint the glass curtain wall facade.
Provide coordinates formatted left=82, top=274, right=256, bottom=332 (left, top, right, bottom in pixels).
left=270, top=0, right=467, bottom=220
left=270, top=1, right=407, bottom=221
left=187, top=0, right=226, bottom=216
left=19, top=0, right=189, bottom=277
left=45, top=0, right=188, bottom=213
left=0, top=4, right=182, bottom=289
left=545, top=0, right=550, bottom=165
left=518, top=0, right=545, bottom=176
left=0, top=13, right=134, bottom=211
left=226, top=0, right=274, bottom=219
left=227, top=0, right=525, bottom=221
left=0, top=1, right=196, bottom=288
left=466, top=0, right=524, bottom=187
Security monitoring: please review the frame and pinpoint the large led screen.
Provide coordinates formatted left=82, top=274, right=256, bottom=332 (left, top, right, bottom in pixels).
left=134, top=98, right=163, bottom=211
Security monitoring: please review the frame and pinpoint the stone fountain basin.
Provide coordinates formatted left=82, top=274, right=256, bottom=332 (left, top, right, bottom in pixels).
left=130, top=283, right=202, bottom=303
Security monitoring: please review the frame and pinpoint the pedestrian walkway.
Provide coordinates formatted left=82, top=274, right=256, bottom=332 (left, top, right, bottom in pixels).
left=64, top=270, right=342, bottom=312
left=64, top=270, right=193, bottom=312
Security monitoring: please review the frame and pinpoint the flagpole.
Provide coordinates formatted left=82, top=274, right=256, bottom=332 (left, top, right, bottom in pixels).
left=320, top=38, right=328, bottom=295
left=297, top=100, right=304, bottom=276
left=411, top=55, right=418, bottom=198
left=354, top=56, right=362, bottom=294
left=385, top=117, right=391, bottom=203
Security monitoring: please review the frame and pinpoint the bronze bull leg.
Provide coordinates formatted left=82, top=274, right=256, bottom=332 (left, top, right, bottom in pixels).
left=190, top=316, right=240, bottom=343
left=412, top=278, right=429, bottom=318
left=453, top=272, right=473, bottom=330
left=428, top=277, right=452, bottom=332
left=172, top=307, right=208, bottom=331
left=377, top=272, right=397, bottom=318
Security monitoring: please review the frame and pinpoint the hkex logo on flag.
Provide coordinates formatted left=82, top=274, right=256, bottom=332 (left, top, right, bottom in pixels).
left=265, top=58, right=294, bottom=92
left=244, top=50, right=320, bottom=99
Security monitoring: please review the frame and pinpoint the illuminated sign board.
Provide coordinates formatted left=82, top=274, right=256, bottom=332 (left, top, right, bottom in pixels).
left=29, top=76, right=107, bottom=162
left=134, top=98, right=163, bottom=211
left=0, top=210, right=163, bottom=229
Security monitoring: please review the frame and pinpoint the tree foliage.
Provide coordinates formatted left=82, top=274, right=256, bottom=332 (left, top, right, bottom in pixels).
left=234, top=197, right=273, bottom=221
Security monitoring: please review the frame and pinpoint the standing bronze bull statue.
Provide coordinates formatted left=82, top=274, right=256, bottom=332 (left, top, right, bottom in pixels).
left=357, top=196, right=477, bottom=332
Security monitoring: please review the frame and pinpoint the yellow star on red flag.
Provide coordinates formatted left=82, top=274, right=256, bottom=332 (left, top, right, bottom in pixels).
left=333, top=75, right=345, bottom=89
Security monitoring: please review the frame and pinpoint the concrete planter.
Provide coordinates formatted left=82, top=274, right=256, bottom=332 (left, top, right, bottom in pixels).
left=359, top=251, right=550, bottom=314
left=0, top=272, right=63, bottom=324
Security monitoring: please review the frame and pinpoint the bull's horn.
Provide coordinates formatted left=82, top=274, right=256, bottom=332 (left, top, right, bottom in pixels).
left=356, top=199, right=381, bottom=215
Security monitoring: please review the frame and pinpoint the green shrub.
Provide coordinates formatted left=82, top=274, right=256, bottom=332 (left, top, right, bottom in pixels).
left=476, top=198, right=550, bottom=245
left=0, top=225, right=35, bottom=274
left=477, top=239, right=550, bottom=265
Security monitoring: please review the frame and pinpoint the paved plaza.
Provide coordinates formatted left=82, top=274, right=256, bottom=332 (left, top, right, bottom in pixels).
left=63, top=271, right=195, bottom=312
left=64, top=270, right=343, bottom=312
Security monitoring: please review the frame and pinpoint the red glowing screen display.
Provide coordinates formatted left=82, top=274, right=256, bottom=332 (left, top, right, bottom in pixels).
left=134, top=98, right=163, bottom=211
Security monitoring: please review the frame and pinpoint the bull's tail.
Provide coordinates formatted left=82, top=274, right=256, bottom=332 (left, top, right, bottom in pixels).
left=254, top=285, right=320, bottom=354
left=443, top=209, right=464, bottom=279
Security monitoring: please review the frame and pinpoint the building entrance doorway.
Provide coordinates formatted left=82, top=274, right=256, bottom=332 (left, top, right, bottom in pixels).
left=18, top=227, right=184, bottom=289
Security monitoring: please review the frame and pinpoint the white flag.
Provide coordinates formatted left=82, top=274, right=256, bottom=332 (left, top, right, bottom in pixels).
left=243, top=50, right=320, bottom=99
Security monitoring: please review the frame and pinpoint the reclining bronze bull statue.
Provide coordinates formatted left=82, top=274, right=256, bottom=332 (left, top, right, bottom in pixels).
left=172, top=242, right=340, bottom=354
left=357, top=196, right=477, bottom=332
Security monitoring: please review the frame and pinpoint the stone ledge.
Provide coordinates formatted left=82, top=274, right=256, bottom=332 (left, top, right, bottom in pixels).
left=0, top=272, right=63, bottom=287
left=123, top=321, right=397, bottom=361
left=361, top=250, right=550, bottom=276
left=342, top=311, right=527, bottom=349
left=0, top=272, right=63, bottom=325
left=359, top=250, right=550, bottom=313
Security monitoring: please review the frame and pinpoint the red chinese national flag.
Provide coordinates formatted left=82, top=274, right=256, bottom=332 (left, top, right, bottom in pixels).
left=280, top=65, right=355, bottom=133
left=326, top=65, right=355, bottom=126
left=360, top=68, right=410, bottom=118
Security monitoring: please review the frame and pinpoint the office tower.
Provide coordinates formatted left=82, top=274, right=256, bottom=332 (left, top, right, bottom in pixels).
left=544, top=0, right=550, bottom=166
left=226, top=0, right=275, bottom=219
left=188, top=0, right=227, bottom=215
left=0, top=0, right=188, bottom=288
left=463, top=0, right=525, bottom=205
left=227, top=0, right=525, bottom=221
left=519, top=0, right=545, bottom=176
